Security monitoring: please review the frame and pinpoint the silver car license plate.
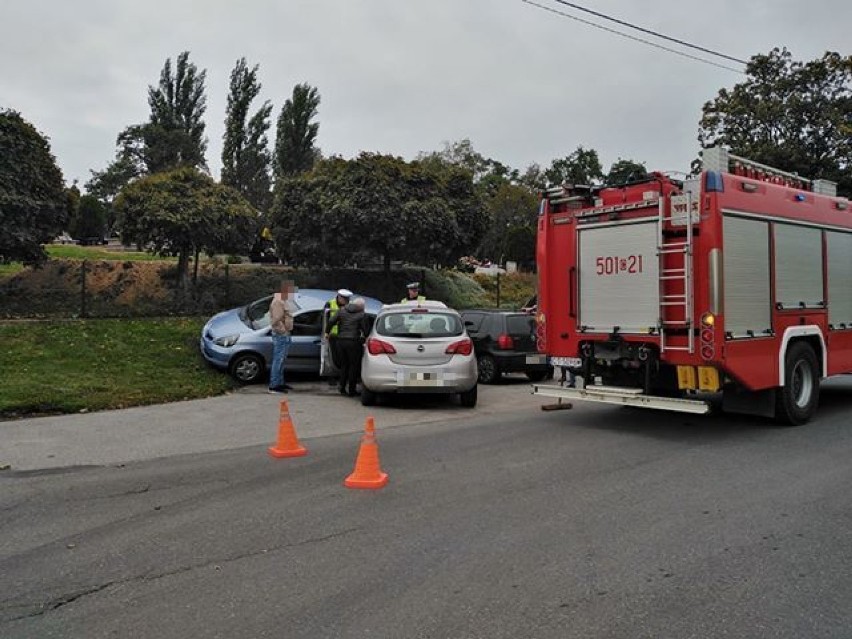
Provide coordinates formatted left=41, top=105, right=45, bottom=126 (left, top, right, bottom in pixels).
left=525, top=354, right=546, bottom=365
left=398, top=371, right=443, bottom=387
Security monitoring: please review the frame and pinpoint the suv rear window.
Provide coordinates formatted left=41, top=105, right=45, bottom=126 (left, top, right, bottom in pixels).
left=506, top=314, right=535, bottom=336
left=461, top=312, right=486, bottom=333
left=376, top=312, right=463, bottom=338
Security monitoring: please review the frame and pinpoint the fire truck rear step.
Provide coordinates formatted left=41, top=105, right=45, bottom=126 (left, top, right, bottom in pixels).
left=532, top=383, right=711, bottom=415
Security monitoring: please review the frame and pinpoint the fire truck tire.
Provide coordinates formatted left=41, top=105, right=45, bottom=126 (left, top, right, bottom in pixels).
left=477, top=354, right=500, bottom=384
left=775, top=341, right=820, bottom=426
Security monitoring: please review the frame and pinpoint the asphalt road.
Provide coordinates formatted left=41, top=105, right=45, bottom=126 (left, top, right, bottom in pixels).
left=2, top=379, right=852, bottom=638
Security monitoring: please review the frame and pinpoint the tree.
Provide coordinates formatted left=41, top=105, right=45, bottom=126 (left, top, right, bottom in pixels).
left=65, top=182, right=81, bottom=232
left=477, top=182, right=538, bottom=261
left=222, top=58, right=272, bottom=212
left=544, top=146, right=604, bottom=185
left=85, top=154, right=139, bottom=231
left=86, top=155, right=139, bottom=202
left=0, top=109, right=67, bottom=264
left=517, top=163, right=546, bottom=193
left=417, top=138, right=519, bottom=197
left=89, top=51, right=209, bottom=204
left=144, top=51, right=208, bottom=172
left=274, top=83, right=320, bottom=181
left=699, top=48, right=852, bottom=196
left=503, top=225, right=536, bottom=265
left=418, top=140, right=542, bottom=264
left=271, top=154, right=487, bottom=272
left=605, top=158, right=648, bottom=184
left=73, top=195, right=107, bottom=240
left=114, top=167, right=256, bottom=288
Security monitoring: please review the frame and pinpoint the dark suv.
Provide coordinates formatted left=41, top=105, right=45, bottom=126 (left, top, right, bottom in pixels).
left=460, top=310, right=552, bottom=384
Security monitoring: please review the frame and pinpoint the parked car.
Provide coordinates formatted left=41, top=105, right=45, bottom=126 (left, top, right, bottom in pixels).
left=53, top=233, right=76, bottom=245
left=200, top=289, right=383, bottom=383
left=360, top=301, right=478, bottom=407
left=459, top=309, right=552, bottom=384
left=78, top=236, right=109, bottom=246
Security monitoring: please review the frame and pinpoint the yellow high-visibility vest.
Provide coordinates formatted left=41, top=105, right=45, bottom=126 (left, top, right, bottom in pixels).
left=327, top=298, right=340, bottom=336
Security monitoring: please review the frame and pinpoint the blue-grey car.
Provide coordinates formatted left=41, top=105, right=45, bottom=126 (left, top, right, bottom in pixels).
left=200, top=288, right=383, bottom=383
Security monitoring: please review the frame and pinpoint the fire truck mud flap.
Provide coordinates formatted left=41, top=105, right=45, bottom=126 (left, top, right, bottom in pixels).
left=531, top=383, right=711, bottom=415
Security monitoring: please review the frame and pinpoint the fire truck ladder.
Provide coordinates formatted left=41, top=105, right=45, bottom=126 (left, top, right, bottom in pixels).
left=657, top=192, right=694, bottom=354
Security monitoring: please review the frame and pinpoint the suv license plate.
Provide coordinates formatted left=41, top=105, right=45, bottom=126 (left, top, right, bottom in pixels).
left=525, top=354, right=546, bottom=365
left=550, top=357, right=582, bottom=368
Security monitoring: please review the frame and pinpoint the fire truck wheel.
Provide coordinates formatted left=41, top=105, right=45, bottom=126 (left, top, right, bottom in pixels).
left=477, top=354, right=500, bottom=384
left=776, top=341, right=820, bottom=426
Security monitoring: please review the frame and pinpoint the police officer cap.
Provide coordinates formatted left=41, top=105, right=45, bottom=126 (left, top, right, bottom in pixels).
left=337, top=288, right=353, bottom=298
left=406, top=282, right=420, bottom=289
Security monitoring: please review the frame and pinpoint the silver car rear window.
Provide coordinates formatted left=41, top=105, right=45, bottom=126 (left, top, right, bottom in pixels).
left=377, top=312, right=463, bottom=338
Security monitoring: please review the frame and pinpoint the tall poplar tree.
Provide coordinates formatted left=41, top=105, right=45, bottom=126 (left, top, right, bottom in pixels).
left=273, top=83, right=321, bottom=182
left=221, top=58, right=272, bottom=211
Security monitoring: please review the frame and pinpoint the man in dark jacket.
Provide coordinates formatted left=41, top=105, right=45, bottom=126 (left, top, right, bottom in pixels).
left=326, top=297, right=370, bottom=396
left=322, top=288, right=352, bottom=385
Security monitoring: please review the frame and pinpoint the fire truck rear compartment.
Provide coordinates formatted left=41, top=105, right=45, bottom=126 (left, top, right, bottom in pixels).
left=578, top=220, right=660, bottom=334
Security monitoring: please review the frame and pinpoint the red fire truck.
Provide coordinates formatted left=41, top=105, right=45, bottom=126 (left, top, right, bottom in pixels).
left=533, top=146, right=852, bottom=424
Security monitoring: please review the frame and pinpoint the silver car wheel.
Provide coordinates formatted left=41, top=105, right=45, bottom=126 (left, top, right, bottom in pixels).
left=231, top=354, right=263, bottom=384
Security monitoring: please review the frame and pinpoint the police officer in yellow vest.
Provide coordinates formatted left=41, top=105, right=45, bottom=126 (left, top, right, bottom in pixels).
left=324, top=289, right=352, bottom=372
left=401, top=281, right=426, bottom=304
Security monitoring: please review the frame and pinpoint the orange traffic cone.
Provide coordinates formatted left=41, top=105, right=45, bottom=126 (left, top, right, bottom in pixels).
left=268, top=400, right=308, bottom=458
left=344, top=417, right=388, bottom=489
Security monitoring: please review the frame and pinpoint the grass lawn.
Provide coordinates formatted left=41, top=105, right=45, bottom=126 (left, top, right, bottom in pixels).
left=0, top=262, right=22, bottom=277
left=0, top=245, right=176, bottom=279
left=0, top=317, right=235, bottom=419
left=45, top=244, right=175, bottom=261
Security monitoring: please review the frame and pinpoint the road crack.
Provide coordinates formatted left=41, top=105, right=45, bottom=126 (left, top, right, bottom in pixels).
left=2, top=582, right=115, bottom=622
left=0, top=527, right=361, bottom=624
left=139, top=526, right=363, bottom=582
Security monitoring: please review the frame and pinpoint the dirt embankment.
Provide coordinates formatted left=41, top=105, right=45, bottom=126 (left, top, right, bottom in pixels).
left=0, top=260, right=524, bottom=319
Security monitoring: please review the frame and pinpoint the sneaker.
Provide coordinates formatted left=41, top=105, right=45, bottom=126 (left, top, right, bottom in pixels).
left=281, top=383, right=294, bottom=391
left=268, top=387, right=287, bottom=394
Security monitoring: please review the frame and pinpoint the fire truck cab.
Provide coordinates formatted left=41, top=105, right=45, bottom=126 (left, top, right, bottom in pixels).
left=534, top=146, right=852, bottom=424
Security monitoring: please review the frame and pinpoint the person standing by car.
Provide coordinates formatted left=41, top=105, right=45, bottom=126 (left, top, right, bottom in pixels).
left=327, top=296, right=370, bottom=396
left=401, top=281, right=426, bottom=303
left=268, top=280, right=297, bottom=394
left=322, top=288, right=352, bottom=381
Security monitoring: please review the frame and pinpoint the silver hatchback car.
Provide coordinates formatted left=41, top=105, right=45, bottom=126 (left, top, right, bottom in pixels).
left=360, top=301, right=478, bottom=407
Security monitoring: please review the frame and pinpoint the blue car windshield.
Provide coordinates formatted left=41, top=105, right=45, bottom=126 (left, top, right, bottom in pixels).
left=376, top=312, right=463, bottom=339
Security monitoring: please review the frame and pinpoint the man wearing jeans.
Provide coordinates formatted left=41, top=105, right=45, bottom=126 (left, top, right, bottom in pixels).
left=269, top=280, right=297, bottom=394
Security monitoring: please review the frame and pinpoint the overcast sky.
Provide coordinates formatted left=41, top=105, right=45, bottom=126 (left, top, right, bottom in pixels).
left=2, top=0, right=849, bottom=187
